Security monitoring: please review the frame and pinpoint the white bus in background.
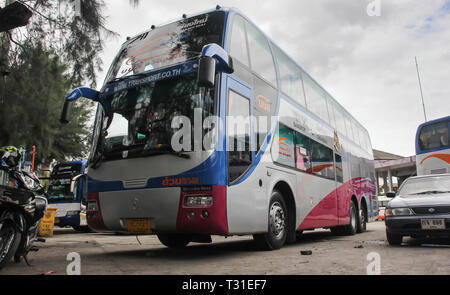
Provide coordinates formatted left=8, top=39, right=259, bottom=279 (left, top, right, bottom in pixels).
left=416, top=116, right=450, bottom=175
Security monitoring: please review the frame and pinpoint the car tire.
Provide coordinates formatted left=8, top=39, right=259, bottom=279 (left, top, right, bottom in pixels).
left=253, top=190, right=288, bottom=250
left=157, top=234, right=191, bottom=249
left=386, top=229, right=403, bottom=246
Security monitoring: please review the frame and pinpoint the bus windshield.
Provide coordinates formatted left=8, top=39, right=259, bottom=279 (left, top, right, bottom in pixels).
left=418, top=120, right=449, bottom=151
left=47, top=163, right=83, bottom=202
left=93, top=73, right=215, bottom=163
left=105, top=11, right=225, bottom=83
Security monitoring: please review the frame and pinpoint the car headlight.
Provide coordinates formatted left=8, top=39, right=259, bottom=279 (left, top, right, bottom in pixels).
left=385, top=208, right=414, bottom=216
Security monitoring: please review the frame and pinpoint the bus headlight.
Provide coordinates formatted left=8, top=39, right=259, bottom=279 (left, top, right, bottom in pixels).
left=185, top=196, right=213, bottom=207
left=385, top=208, right=414, bottom=216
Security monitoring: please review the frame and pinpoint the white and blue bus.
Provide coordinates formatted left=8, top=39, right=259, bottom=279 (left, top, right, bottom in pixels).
left=61, top=7, right=377, bottom=249
left=416, top=116, right=450, bottom=175
left=46, top=160, right=89, bottom=232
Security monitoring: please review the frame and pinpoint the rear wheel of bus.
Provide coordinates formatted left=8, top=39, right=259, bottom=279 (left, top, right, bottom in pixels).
left=331, top=201, right=357, bottom=235
left=157, top=234, right=192, bottom=249
left=253, top=190, right=288, bottom=250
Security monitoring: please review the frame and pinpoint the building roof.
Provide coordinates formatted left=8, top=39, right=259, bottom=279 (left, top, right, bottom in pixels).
left=373, top=149, right=404, bottom=161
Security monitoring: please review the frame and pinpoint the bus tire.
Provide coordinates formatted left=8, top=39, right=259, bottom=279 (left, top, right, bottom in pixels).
left=345, top=201, right=358, bottom=235
left=157, top=234, right=191, bottom=249
left=253, top=190, right=288, bottom=250
left=72, top=226, right=92, bottom=233
left=357, top=202, right=367, bottom=233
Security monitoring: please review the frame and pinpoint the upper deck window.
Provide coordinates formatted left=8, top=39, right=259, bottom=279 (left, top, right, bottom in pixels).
left=105, top=11, right=225, bottom=83
left=246, top=22, right=277, bottom=87
left=229, top=15, right=250, bottom=67
left=303, top=75, right=330, bottom=124
left=273, top=46, right=306, bottom=107
left=419, top=121, right=449, bottom=151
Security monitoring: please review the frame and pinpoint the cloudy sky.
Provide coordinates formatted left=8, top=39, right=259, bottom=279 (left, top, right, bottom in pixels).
left=98, top=0, right=450, bottom=157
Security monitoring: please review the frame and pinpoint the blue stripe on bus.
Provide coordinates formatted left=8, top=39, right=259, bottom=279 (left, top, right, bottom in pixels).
left=87, top=150, right=228, bottom=193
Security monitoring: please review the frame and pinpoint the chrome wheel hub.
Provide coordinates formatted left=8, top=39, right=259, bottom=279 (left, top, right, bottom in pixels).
left=269, top=202, right=285, bottom=239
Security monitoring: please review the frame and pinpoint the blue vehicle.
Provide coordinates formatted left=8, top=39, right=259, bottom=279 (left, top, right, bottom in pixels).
left=46, top=160, right=89, bottom=232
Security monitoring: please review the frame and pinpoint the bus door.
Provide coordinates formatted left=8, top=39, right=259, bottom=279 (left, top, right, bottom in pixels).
left=225, top=77, right=254, bottom=185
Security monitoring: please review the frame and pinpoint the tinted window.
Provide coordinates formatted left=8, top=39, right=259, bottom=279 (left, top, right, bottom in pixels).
left=295, top=132, right=312, bottom=171
left=419, top=121, right=449, bottom=151
left=227, top=91, right=252, bottom=183
left=229, top=15, right=250, bottom=67
left=246, top=23, right=277, bottom=87
left=311, top=140, right=334, bottom=180
left=273, top=46, right=306, bottom=107
left=335, top=154, right=343, bottom=183
left=303, top=75, right=329, bottom=124
left=253, top=76, right=278, bottom=153
left=273, top=124, right=295, bottom=168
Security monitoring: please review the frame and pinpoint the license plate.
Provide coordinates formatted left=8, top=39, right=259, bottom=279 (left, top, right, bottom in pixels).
left=127, top=218, right=152, bottom=234
left=421, top=219, right=446, bottom=230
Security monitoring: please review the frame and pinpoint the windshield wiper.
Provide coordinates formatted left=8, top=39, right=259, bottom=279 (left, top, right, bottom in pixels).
left=106, top=72, right=149, bottom=85
left=141, top=149, right=190, bottom=159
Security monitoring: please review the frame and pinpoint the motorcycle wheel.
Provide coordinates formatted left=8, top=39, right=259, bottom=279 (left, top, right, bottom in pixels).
left=0, top=221, right=22, bottom=270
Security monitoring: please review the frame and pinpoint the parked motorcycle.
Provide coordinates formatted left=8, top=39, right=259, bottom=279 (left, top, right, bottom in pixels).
left=0, top=146, right=47, bottom=270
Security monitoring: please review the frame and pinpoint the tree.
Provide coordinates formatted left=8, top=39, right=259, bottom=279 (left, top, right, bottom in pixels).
left=0, top=42, right=91, bottom=163
left=0, top=0, right=140, bottom=165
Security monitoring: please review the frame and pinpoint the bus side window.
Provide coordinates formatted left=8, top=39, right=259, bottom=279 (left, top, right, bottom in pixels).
left=295, top=132, right=311, bottom=171
left=335, top=154, right=344, bottom=183
left=229, top=15, right=250, bottom=67
left=311, top=140, right=334, bottom=180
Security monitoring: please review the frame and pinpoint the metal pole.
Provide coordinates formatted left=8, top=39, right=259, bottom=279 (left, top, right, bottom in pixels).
left=415, top=56, right=427, bottom=122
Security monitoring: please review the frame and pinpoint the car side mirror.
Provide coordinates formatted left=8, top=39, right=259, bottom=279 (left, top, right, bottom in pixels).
left=386, top=191, right=396, bottom=198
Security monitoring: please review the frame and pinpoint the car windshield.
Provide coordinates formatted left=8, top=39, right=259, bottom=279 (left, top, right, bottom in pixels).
left=398, top=175, right=450, bottom=196
left=91, top=73, right=215, bottom=163
left=105, top=11, right=225, bottom=83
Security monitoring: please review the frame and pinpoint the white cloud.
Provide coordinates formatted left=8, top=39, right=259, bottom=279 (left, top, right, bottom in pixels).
left=98, top=0, right=450, bottom=156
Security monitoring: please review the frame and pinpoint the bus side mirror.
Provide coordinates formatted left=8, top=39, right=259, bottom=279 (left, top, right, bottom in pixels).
left=60, top=100, right=73, bottom=124
left=386, top=191, right=396, bottom=198
left=197, top=43, right=234, bottom=88
left=197, top=56, right=216, bottom=88
left=60, top=87, right=100, bottom=124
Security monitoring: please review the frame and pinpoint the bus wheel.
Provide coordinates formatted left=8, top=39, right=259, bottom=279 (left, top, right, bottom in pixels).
left=357, top=203, right=367, bottom=233
left=72, top=226, right=92, bottom=233
left=157, top=234, right=191, bottom=249
left=253, top=190, right=288, bottom=250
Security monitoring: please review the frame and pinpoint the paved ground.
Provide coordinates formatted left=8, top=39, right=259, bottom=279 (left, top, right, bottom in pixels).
left=1, top=221, right=449, bottom=275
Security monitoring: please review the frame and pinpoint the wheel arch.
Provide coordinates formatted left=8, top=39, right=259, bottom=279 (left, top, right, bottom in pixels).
left=272, top=181, right=296, bottom=243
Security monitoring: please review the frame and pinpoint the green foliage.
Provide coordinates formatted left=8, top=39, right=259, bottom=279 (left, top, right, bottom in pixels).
left=0, top=42, right=91, bottom=163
